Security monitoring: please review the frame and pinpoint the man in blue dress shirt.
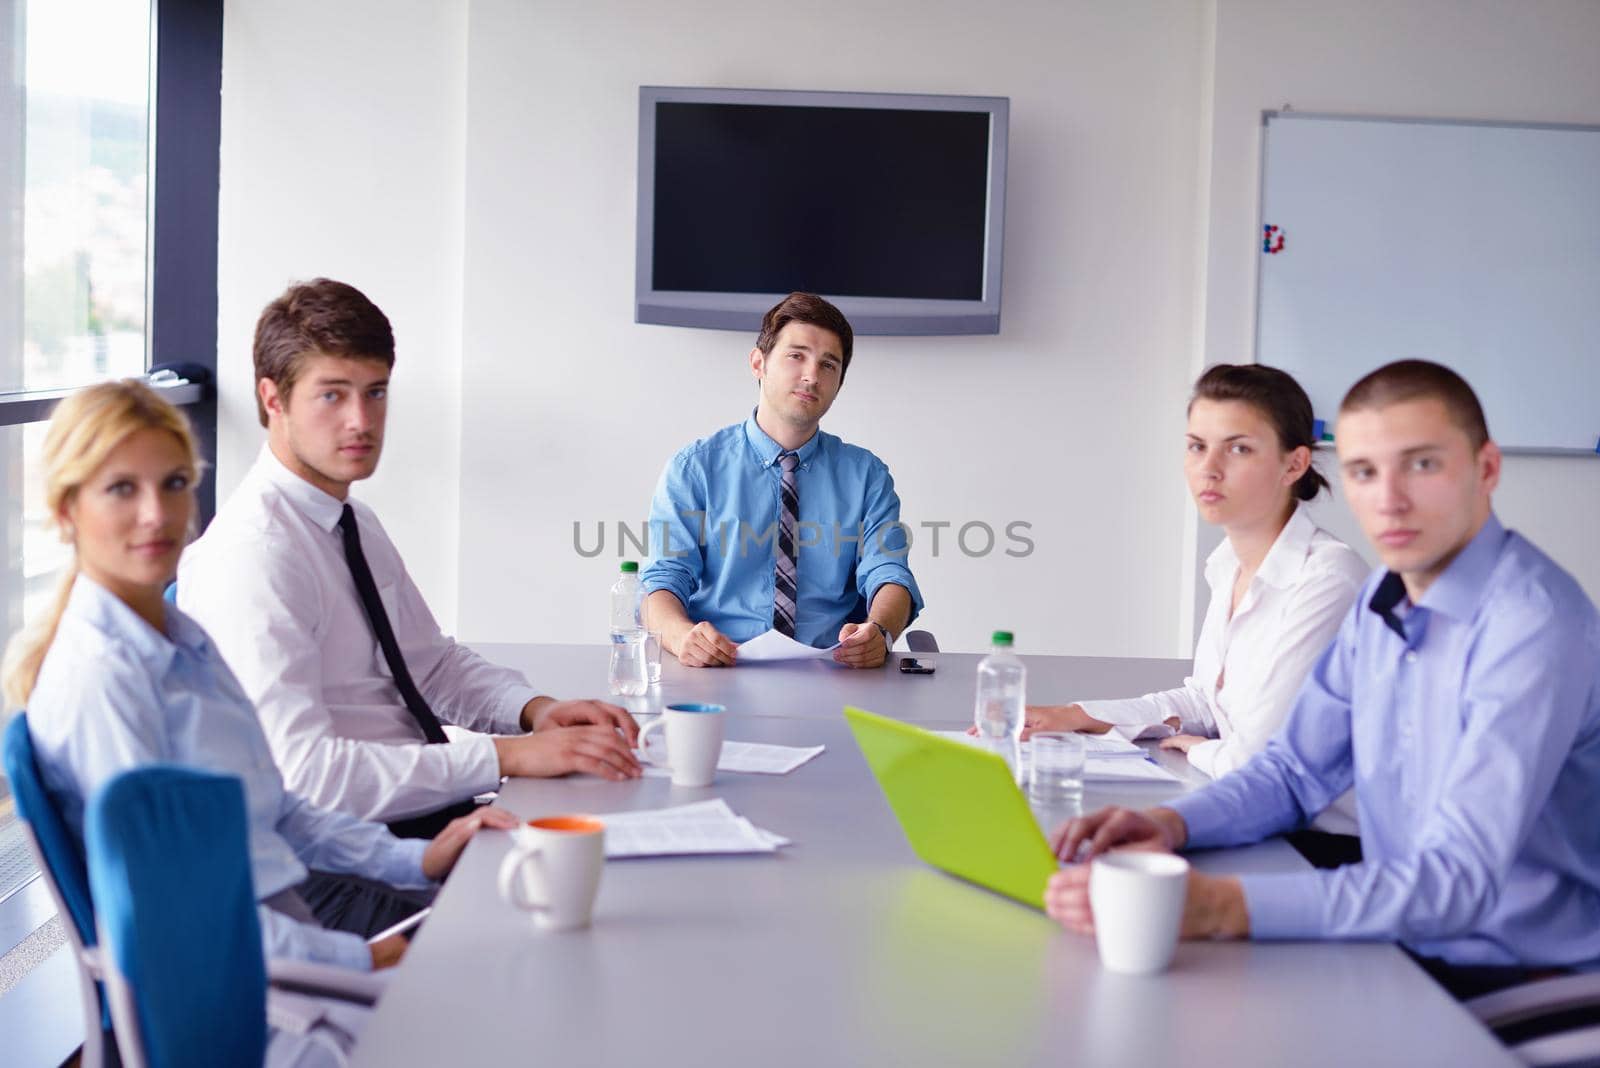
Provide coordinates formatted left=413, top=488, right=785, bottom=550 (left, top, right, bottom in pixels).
left=641, top=293, right=923, bottom=669
left=1047, top=360, right=1600, bottom=997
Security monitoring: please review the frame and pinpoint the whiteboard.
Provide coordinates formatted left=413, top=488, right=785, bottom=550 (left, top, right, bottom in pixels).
left=1256, top=112, right=1600, bottom=454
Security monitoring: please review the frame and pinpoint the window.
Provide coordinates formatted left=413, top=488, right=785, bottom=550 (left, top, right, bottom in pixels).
left=0, top=0, right=221, bottom=980
left=12, top=0, right=152, bottom=397
left=4, top=0, right=153, bottom=658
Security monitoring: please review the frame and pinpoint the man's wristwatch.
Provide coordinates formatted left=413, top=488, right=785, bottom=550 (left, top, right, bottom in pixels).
left=870, top=620, right=892, bottom=652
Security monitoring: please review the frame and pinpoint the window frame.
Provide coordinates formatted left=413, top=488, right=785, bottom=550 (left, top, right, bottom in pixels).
left=0, top=0, right=222, bottom=986
left=0, top=0, right=222, bottom=520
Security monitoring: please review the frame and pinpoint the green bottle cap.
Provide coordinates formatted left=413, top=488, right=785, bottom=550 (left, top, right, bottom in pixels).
left=991, top=630, right=1014, bottom=646
left=620, top=561, right=639, bottom=573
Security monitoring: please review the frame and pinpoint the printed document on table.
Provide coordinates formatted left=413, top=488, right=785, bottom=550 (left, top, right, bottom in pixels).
left=1080, top=758, right=1179, bottom=783
left=600, top=799, right=791, bottom=859
left=737, top=629, right=840, bottom=662
left=639, top=741, right=826, bottom=778
left=932, top=730, right=1144, bottom=757
left=932, top=731, right=1179, bottom=783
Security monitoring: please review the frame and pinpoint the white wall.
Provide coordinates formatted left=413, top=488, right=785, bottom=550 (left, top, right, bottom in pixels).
left=217, top=0, right=1600, bottom=658
left=1193, top=0, right=1600, bottom=626
left=455, top=0, right=1208, bottom=655
left=217, top=0, right=467, bottom=629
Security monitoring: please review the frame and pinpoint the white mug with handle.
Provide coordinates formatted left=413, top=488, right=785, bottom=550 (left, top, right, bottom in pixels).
left=1088, top=852, right=1191, bottom=974
left=636, top=702, right=725, bottom=787
left=497, top=816, right=606, bottom=931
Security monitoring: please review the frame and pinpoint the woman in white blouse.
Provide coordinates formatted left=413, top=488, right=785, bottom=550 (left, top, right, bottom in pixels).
left=1028, top=364, right=1370, bottom=863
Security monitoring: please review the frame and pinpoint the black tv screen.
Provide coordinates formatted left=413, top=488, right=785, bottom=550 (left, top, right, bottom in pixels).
left=636, top=87, right=1008, bottom=335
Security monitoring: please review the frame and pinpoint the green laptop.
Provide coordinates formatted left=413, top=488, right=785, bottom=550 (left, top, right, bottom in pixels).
left=844, top=705, right=1060, bottom=910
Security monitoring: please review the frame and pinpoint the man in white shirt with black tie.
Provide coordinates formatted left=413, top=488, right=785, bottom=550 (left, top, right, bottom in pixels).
left=180, top=279, right=640, bottom=840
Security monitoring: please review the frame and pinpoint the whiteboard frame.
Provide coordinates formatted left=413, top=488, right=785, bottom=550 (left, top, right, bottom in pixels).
left=1252, top=109, right=1600, bottom=458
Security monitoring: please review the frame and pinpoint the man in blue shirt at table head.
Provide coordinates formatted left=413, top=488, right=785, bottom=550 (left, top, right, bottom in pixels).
left=1046, top=359, right=1600, bottom=998
left=641, top=292, right=923, bottom=669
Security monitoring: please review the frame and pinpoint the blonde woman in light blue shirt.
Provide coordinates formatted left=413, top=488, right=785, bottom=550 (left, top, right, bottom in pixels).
left=2, top=380, right=515, bottom=973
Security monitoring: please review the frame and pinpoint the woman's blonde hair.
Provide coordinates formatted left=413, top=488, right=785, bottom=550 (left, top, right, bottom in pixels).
left=1, top=380, right=201, bottom=710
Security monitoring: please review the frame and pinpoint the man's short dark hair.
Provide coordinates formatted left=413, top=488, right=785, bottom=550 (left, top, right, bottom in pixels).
left=253, top=279, right=395, bottom=427
left=755, top=293, right=854, bottom=382
left=1339, top=359, right=1490, bottom=450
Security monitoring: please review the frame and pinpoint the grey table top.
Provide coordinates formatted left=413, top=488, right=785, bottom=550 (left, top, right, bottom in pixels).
left=353, top=650, right=1515, bottom=1068
left=475, top=642, right=1194, bottom=726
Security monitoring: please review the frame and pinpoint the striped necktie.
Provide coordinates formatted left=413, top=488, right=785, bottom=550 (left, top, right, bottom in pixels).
left=773, top=452, right=799, bottom=637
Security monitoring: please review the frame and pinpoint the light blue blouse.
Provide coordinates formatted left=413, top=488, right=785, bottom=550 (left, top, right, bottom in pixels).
left=28, top=575, right=430, bottom=971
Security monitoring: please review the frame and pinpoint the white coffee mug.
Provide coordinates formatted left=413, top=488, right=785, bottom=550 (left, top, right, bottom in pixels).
left=497, top=816, right=606, bottom=931
left=636, top=702, right=725, bottom=787
left=1088, top=852, right=1191, bottom=974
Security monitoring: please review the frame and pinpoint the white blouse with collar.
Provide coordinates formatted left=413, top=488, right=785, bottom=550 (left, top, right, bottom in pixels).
left=1079, top=504, right=1369, bottom=833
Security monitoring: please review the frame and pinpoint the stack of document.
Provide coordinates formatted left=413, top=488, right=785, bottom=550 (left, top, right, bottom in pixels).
left=601, top=799, right=791, bottom=859
left=932, top=730, right=1180, bottom=784
left=638, top=740, right=825, bottom=778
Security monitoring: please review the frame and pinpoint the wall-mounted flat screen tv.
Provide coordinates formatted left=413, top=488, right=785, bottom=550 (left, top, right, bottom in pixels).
left=636, top=86, right=1009, bottom=336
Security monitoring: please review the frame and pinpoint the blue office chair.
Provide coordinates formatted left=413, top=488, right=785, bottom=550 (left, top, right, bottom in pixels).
left=85, top=765, right=384, bottom=1068
left=85, top=766, right=268, bottom=1068
left=2, top=713, right=116, bottom=1068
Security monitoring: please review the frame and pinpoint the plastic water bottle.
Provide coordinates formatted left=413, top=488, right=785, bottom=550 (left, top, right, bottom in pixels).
left=974, top=630, right=1026, bottom=784
left=608, top=561, right=647, bottom=696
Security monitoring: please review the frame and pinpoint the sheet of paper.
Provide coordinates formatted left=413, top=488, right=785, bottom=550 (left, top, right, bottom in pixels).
left=600, top=799, right=791, bottom=858
left=931, top=731, right=1179, bottom=783
left=1082, top=757, right=1180, bottom=783
left=639, top=741, right=826, bottom=778
left=1043, top=731, right=1145, bottom=757
left=932, top=729, right=1141, bottom=756
left=736, top=629, right=840, bottom=662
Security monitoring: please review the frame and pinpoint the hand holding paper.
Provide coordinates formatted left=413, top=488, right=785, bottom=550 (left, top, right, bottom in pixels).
left=737, top=629, right=841, bottom=663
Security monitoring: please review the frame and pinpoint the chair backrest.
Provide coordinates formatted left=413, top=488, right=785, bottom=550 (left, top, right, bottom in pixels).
left=85, top=766, right=268, bottom=1068
left=3, top=713, right=97, bottom=946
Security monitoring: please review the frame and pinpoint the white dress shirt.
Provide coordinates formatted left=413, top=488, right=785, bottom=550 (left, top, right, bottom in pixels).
left=179, top=445, right=538, bottom=823
left=29, top=575, right=429, bottom=971
left=1078, top=504, right=1369, bottom=833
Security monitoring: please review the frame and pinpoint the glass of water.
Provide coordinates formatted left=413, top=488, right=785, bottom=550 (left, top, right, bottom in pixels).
left=644, top=630, right=663, bottom=686
left=1029, top=732, right=1086, bottom=805
left=608, top=631, right=649, bottom=697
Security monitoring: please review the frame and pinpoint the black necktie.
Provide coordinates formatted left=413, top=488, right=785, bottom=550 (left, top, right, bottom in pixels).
left=338, top=504, right=450, bottom=744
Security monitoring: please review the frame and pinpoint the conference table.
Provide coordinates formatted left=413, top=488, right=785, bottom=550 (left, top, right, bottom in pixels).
left=351, top=645, right=1516, bottom=1067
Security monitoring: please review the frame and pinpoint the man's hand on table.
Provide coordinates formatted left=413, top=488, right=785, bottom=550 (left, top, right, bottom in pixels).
left=1043, top=804, right=1248, bottom=940
left=670, top=620, right=739, bottom=668
left=833, top=621, right=889, bottom=668
left=494, top=725, right=642, bottom=780
left=523, top=696, right=640, bottom=747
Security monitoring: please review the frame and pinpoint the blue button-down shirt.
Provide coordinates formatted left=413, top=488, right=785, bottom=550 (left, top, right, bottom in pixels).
left=28, top=576, right=431, bottom=971
left=1168, top=515, right=1600, bottom=966
left=642, top=413, right=923, bottom=648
